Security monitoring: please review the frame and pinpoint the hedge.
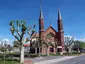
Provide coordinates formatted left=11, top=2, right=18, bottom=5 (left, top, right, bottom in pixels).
left=0, top=53, right=39, bottom=58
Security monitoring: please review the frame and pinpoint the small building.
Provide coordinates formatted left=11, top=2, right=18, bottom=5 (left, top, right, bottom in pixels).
left=24, top=44, right=30, bottom=53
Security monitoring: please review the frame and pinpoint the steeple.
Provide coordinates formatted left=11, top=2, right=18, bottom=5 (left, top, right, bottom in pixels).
left=58, top=9, right=62, bottom=20
left=39, top=0, right=44, bottom=19
left=57, top=9, right=64, bottom=53
left=57, top=9, right=63, bottom=31
left=39, top=0, right=44, bottom=31
left=39, top=7, right=44, bottom=19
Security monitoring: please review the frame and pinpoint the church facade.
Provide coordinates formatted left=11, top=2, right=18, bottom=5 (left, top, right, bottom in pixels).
left=30, top=8, right=64, bottom=55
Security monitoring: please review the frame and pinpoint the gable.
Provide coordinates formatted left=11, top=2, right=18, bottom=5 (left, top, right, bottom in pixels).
left=45, top=26, right=57, bottom=36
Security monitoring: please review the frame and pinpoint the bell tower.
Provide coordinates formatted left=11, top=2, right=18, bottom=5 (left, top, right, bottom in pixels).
left=38, top=2, right=45, bottom=54
left=39, top=6, right=45, bottom=40
left=57, top=9, right=64, bottom=53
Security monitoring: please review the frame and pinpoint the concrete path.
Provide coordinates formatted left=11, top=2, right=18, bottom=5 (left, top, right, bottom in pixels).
left=27, top=56, right=64, bottom=62
left=24, top=56, right=77, bottom=64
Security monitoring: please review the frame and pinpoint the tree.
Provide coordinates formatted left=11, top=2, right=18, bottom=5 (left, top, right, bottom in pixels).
left=6, top=45, right=12, bottom=52
left=31, top=40, right=38, bottom=54
left=9, top=20, right=35, bottom=63
left=79, top=42, right=85, bottom=49
left=13, top=40, right=20, bottom=47
left=64, top=36, right=74, bottom=53
left=73, top=40, right=81, bottom=53
left=42, top=33, right=57, bottom=56
left=0, top=41, right=8, bottom=52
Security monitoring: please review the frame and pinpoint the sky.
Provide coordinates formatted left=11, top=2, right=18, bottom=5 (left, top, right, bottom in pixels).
left=0, top=0, right=85, bottom=44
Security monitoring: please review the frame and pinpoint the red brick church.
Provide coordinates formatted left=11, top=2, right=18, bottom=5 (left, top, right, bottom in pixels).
left=30, top=7, right=64, bottom=55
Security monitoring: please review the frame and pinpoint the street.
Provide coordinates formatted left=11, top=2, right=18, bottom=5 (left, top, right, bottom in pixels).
left=26, top=55, right=85, bottom=64
left=53, top=55, right=85, bottom=64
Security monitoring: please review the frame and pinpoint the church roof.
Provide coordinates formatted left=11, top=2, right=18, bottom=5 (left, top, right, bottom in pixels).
left=31, top=32, right=39, bottom=38
left=45, top=25, right=57, bottom=33
left=24, top=44, right=30, bottom=47
left=32, top=26, right=58, bottom=38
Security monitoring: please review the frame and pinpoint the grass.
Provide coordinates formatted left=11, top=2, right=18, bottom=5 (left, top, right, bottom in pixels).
left=49, top=52, right=81, bottom=56
left=0, top=61, right=19, bottom=64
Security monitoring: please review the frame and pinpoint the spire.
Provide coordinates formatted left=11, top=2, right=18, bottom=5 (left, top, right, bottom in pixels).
left=58, top=9, right=62, bottom=20
left=39, top=7, right=44, bottom=19
left=49, top=21, right=52, bottom=26
left=39, top=0, right=44, bottom=19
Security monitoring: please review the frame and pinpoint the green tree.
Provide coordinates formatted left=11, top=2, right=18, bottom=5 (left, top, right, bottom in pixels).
left=73, top=40, right=81, bottom=53
left=7, top=45, right=12, bottom=52
left=9, top=20, right=35, bottom=63
left=79, top=42, right=85, bottom=48
left=13, top=40, right=20, bottom=47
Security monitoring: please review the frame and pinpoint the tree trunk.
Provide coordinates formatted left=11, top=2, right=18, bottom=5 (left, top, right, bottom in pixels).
left=20, top=45, right=24, bottom=63
left=39, top=47, right=41, bottom=57
left=47, top=47, right=49, bottom=56
left=35, top=47, right=37, bottom=54
left=68, top=47, right=72, bottom=53
left=46, top=47, right=48, bottom=56
left=78, top=48, right=80, bottom=53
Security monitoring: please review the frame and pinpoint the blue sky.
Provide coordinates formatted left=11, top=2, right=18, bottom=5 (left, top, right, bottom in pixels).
left=0, top=0, right=85, bottom=42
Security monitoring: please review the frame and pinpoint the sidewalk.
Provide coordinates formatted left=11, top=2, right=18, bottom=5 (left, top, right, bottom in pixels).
left=27, top=56, right=65, bottom=62
left=34, top=56, right=77, bottom=64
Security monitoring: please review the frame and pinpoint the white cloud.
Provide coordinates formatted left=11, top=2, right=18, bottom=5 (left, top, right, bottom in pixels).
left=2, top=38, right=10, bottom=44
left=0, top=41, right=1, bottom=44
left=64, top=35, right=78, bottom=41
left=0, top=37, right=13, bottom=46
left=64, top=35, right=85, bottom=42
left=79, top=38, right=85, bottom=42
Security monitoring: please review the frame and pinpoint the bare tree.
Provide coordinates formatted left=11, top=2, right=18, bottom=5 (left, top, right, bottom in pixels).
left=42, top=33, right=56, bottom=56
left=9, top=20, right=35, bottom=63
left=64, top=36, right=74, bottom=53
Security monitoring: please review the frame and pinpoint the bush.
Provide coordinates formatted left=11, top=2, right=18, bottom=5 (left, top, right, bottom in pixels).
left=41, top=54, right=47, bottom=56
left=0, top=52, right=39, bottom=58
left=63, top=52, right=81, bottom=55
left=26, top=54, right=39, bottom=58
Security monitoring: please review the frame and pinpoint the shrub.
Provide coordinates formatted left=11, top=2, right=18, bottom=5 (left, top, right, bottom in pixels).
left=27, top=54, right=39, bottom=58
left=41, top=54, right=47, bottom=56
left=0, top=52, right=39, bottom=59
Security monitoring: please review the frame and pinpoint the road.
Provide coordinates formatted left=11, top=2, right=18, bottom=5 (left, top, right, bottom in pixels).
left=52, top=55, right=85, bottom=64
left=25, top=55, right=85, bottom=64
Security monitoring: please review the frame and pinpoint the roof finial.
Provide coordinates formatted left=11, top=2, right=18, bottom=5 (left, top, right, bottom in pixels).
left=58, top=8, right=62, bottom=20
left=49, top=21, right=52, bottom=26
left=39, top=0, right=44, bottom=19
left=40, top=0, right=42, bottom=9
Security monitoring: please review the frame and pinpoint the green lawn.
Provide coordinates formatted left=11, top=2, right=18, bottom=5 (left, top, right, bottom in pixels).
left=0, top=61, right=19, bottom=64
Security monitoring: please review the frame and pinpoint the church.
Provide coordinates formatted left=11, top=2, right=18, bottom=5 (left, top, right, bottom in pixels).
left=30, top=7, right=64, bottom=55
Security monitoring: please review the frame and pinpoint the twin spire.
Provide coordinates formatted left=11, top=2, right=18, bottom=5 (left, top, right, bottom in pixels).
left=39, top=7, right=44, bottom=19
left=58, top=9, right=62, bottom=20
left=39, top=8, right=62, bottom=20
left=39, top=0, right=62, bottom=20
